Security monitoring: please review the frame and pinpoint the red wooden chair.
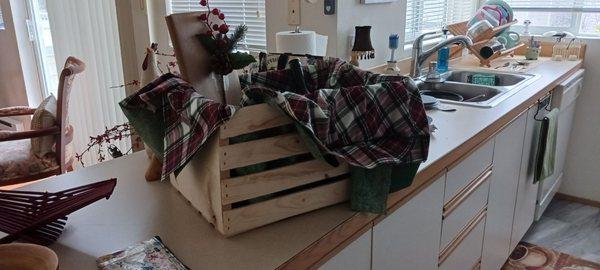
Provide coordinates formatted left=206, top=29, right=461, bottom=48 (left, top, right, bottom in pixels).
left=0, top=57, right=85, bottom=186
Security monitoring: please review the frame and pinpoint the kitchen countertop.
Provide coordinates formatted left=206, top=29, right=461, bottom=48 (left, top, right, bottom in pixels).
left=4, top=56, right=583, bottom=269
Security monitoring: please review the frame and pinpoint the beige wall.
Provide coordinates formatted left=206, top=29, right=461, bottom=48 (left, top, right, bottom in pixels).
left=561, top=38, right=600, bottom=202
left=0, top=0, right=28, bottom=108
left=265, top=0, right=338, bottom=57
left=336, top=1, right=406, bottom=68
left=265, top=0, right=407, bottom=68
left=115, top=0, right=151, bottom=96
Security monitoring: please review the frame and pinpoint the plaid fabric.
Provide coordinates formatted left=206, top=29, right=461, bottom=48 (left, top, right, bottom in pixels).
left=120, top=73, right=236, bottom=180
left=241, top=58, right=430, bottom=169
left=121, top=58, right=429, bottom=212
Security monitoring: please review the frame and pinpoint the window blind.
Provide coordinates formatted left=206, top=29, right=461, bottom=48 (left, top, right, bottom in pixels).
left=168, top=0, right=266, bottom=50
left=46, top=0, right=130, bottom=166
left=503, top=0, right=600, bottom=12
left=405, top=0, right=478, bottom=43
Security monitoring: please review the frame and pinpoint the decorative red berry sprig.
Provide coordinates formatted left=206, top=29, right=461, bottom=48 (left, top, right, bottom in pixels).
left=110, top=80, right=140, bottom=89
left=75, top=123, right=139, bottom=166
left=199, top=0, right=229, bottom=37
left=196, top=0, right=255, bottom=75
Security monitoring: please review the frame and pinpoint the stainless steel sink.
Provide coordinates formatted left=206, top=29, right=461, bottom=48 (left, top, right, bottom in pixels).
left=418, top=69, right=541, bottom=108
left=444, top=70, right=531, bottom=87
left=419, top=81, right=502, bottom=102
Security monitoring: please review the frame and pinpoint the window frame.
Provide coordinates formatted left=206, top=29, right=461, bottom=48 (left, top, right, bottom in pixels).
left=401, top=0, right=481, bottom=57
left=500, top=2, right=600, bottom=36
left=165, top=0, right=267, bottom=52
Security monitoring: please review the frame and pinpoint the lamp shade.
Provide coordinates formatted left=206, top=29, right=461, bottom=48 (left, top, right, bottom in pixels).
left=352, top=26, right=374, bottom=52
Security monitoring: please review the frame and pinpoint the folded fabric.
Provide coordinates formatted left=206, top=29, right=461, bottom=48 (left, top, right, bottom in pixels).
left=120, top=73, right=236, bottom=179
left=120, top=58, right=429, bottom=213
left=535, top=108, right=560, bottom=183
left=240, top=59, right=430, bottom=169
left=241, top=58, right=430, bottom=213
left=350, top=163, right=420, bottom=213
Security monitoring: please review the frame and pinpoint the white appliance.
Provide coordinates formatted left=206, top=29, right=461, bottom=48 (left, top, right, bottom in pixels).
left=535, top=69, right=585, bottom=220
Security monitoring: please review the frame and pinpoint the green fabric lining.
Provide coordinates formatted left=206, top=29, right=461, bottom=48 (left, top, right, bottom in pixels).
left=119, top=101, right=166, bottom=161
left=350, top=163, right=420, bottom=214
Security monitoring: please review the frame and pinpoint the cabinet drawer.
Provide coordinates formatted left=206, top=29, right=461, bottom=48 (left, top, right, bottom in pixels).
left=372, top=175, right=445, bottom=270
left=439, top=209, right=486, bottom=270
left=445, top=140, right=494, bottom=204
left=441, top=168, right=491, bottom=250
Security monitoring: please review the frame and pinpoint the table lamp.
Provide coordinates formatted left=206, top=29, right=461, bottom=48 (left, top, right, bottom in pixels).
left=350, top=26, right=375, bottom=66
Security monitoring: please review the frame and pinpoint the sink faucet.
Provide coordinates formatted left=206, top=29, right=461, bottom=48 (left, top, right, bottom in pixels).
left=410, top=32, right=473, bottom=78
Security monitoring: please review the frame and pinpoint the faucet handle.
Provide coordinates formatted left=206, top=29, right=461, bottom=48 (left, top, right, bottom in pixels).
left=428, top=61, right=438, bottom=72
left=425, top=61, right=445, bottom=83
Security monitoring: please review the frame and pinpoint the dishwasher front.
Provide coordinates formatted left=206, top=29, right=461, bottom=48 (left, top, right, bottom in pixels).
left=534, top=69, right=585, bottom=221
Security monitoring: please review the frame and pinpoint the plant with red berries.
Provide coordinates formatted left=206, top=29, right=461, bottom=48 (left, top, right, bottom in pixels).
left=75, top=123, right=140, bottom=166
left=197, top=0, right=255, bottom=75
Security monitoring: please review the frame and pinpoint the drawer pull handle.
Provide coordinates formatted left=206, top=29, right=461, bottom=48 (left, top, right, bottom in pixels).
left=443, top=167, right=492, bottom=218
left=439, top=208, right=487, bottom=266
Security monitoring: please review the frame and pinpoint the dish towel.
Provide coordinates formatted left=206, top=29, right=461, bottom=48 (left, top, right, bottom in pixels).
left=534, top=108, right=560, bottom=183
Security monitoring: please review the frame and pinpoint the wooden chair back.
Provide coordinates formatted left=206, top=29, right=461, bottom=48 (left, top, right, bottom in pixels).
left=56, top=56, right=85, bottom=173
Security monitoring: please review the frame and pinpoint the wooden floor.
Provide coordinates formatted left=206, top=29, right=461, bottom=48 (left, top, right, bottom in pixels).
left=523, top=198, right=600, bottom=263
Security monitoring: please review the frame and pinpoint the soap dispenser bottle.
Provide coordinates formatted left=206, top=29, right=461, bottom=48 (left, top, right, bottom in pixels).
left=437, top=28, right=450, bottom=73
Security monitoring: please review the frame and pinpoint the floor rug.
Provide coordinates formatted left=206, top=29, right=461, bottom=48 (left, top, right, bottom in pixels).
left=503, top=242, right=600, bottom=270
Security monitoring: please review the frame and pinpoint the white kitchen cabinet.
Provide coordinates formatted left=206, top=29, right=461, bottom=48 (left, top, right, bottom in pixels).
left=372, top=175, right=445, bottom=270
left=444, top=140, right=494, bottom=205
left=481, top=113, right=527, bottom=270
left=511, top=106, right=542, bottom=249
left=438, top=214, right=486, bottom=270
left=319, top=229, right=372, bottom=270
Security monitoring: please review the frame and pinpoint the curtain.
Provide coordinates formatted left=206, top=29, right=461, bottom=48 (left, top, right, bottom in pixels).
left=46, top=0, right=130, bottom=166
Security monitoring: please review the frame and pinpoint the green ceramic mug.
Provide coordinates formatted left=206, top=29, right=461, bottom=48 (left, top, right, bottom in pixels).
left=498, top=31, right=520, bottom=48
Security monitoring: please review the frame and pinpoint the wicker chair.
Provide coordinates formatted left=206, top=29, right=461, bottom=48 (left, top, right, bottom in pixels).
left=0, top=57, right=85, bottom=186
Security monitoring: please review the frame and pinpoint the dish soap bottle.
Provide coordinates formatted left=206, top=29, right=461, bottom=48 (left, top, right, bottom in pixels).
left=437, top=28, right=450, bottom=73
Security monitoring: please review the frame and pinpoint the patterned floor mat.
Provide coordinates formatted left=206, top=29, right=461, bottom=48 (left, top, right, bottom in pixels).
left=503, top=242, right=600, bottom=270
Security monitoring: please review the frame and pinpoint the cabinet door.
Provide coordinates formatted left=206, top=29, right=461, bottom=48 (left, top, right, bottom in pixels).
left=319, top=229, right=372, bottom=270
left=372, top=176, right=445, bottom=270
left=511, top=106, right=541, bottom=249
left=481, top=113, right=527, bottom=270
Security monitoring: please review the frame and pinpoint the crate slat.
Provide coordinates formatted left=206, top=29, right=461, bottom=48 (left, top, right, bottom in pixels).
left=222, top=179, right=350, bottom=236
left=222, top=160, right=349, bottom=204
left=220, top=103, right=293, bottom=139
left=170, top=133, right=226, bottom=228
left=168, top=11, right=351, bottom=238
left=220, top=133, right=309, bottom=170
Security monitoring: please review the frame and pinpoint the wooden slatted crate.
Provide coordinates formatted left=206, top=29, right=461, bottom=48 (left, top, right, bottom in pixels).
left=165, top=11, right=350, bottom=236
left=171, top=103, right=350, bottom=236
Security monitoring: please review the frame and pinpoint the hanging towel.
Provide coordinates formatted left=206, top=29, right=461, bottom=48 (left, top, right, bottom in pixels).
left=534, top=108, right=560, bottom=183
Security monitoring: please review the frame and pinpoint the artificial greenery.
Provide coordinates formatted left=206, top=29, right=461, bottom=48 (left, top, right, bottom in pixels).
left=196, top=1, right=256, bottom=75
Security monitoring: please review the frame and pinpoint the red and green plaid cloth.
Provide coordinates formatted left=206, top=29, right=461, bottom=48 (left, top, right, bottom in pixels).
left=121, top=58, right=430, bottom=213
left=241, top=58, right=430, bottom=169
left=120, top=73, right=236, bottom=179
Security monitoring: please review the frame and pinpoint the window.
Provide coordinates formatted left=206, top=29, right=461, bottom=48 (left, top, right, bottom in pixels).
left=167, top=0, right=266, bottom=51
left=27, top=0, right=59, bottom=97
left=505, top=0, right=600, bottom=36
left=0, top=4, right=5, bottom=30
left=405, top=0, right=479, bottom=43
